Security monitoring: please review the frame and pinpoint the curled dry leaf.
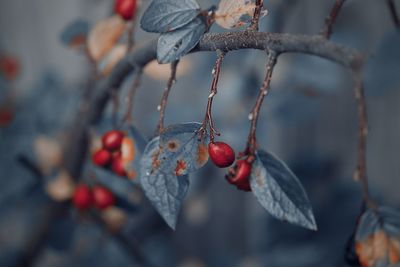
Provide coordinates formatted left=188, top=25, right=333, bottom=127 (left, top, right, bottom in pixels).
left=144, top=57, right=192, bottom=81
left=34, top=135, right=63, bottom=175
left=87, top=15, right=126, bottom=62
left=99, top=44, right=128, bottom=76
left=45, top=170, right=75, bottom=202
left=215, top=0, right=267, bottom=29
left=355, top=230, right=400, bottom=267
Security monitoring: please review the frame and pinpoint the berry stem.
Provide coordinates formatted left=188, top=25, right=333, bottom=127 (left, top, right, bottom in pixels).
left=246, top=50, right=277, bottom=156
left=199, top=51, right=225, bottom=142
left=248, top=0, right=264, bottom=31
left=352, top=72, right=377, bottom=210
left=321, top=0, right=347, bottom=39
left=156, top=60, right=179, bottom=135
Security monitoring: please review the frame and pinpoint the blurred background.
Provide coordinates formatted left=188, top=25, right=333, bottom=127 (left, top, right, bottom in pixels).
left=0, top=0, right=399, bottom=266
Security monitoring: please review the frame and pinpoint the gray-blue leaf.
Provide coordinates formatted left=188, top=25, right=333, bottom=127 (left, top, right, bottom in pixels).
left=157, top=17, right=206, bottom=64
left=141, top=0, right=200, bottom=33
left=140, top=137, right=189, bottom=229
left=159, top=122, right=209, bottom=176
left=250, top=150, right=317, bottom=230
left=356, top=206, right=400, bottom=241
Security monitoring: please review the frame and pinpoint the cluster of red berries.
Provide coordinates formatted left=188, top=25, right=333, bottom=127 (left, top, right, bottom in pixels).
left=73, top=184, right=115, bottom=210
left=114, top=0, right=137, bottom=21
left=92, top=130, right=129, bottom=177
left=208, top=142, right=253, bottom=191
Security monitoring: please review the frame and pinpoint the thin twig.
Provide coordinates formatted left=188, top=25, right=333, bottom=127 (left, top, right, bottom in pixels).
left=245, top=50, right=277, bottom=157
left=248, top=0, right=264, bottom=31
left=156, top=61, right=179, bottom=135
left=122, top=68, right=143, bottom=125
left=17, top=155, right=44, bottom=180
left=352, top=72, right=376, bottom=210
left=321, top=0, right=347, bottom=39
left=199, top=51, right=226, bottom=141
left=387, top=0, right=400, bottom=28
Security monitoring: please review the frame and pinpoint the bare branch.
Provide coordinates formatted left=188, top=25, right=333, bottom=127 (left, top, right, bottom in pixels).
left=387, top=0, right=400, bottom=28
left=246, top=50, right=278, bottom=156
left=321, top=0, right=347, bottom=39
left=156, top=61, right=179, bottom=135
left=63, top=31, right=363, bottom=187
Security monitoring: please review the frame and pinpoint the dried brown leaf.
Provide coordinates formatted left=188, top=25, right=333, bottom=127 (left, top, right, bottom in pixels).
left=215, top=0, right=267, bottom=29
left=87, top=15, right=126, bottom=62
left=99, top=44, right=128, bottom=76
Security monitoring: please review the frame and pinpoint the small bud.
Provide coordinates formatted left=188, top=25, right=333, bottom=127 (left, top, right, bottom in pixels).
left=208, top=92, right=215, bottom=98
left=248, top=113, right=254, bottom=120
left=157, top=105, right=161, bottom=111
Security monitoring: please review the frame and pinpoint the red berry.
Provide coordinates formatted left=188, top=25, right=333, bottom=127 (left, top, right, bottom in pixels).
left=73, top=185, right=93, bottom=210
left=208, top=142, right=235, bottom=168
left=0, top=108, right=13, bottom=127
left=226, top=160, right=252, bottom=192
left=102, top=130, right=124, bottom=151
left=114, top=0, right=137, bottom=21
left=236, top=179, right=252, bottom=192
left=229, top=160, right=252, bottom=184
left=93, top=186, right=116, bottom=210
left=92, top=149, right=112, bottom=167
left=0, top=55, right=19, bottom=81
left=111, top=156, right=127, bottom=177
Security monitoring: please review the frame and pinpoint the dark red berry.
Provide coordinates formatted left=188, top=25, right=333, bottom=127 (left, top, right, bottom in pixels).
left=229, top=160, right=252, bottom=184
left=92, top=149, right=112, bottom=167
left=114, top=0, right=137, bottom=21
left=236, top=179, right=252, bottom=192
left=0, top=108, right=13, bottom=127
left=93, top=186, right=115, bottom=210
left=208, top=142, right=235, bottom=168
left=111, top=156, right=127, bottom=177
left=73, top=185, right=93, bottom=210
left=0, top=55, right=19, bottom=80
left=102, top=130, right=124, bottom=151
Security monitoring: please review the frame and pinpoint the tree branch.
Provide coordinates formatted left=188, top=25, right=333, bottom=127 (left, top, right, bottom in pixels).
left=156, top=61, right=179, bottom=135
left=63, top=30, right=363, bottom=199
left=321, top=0, right=347, bottom=39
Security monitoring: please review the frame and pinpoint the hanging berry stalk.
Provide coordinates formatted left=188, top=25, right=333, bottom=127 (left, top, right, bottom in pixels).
left=244, top=50, right=277, bottom=157
left=198, top=50, right=226, bottom=142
